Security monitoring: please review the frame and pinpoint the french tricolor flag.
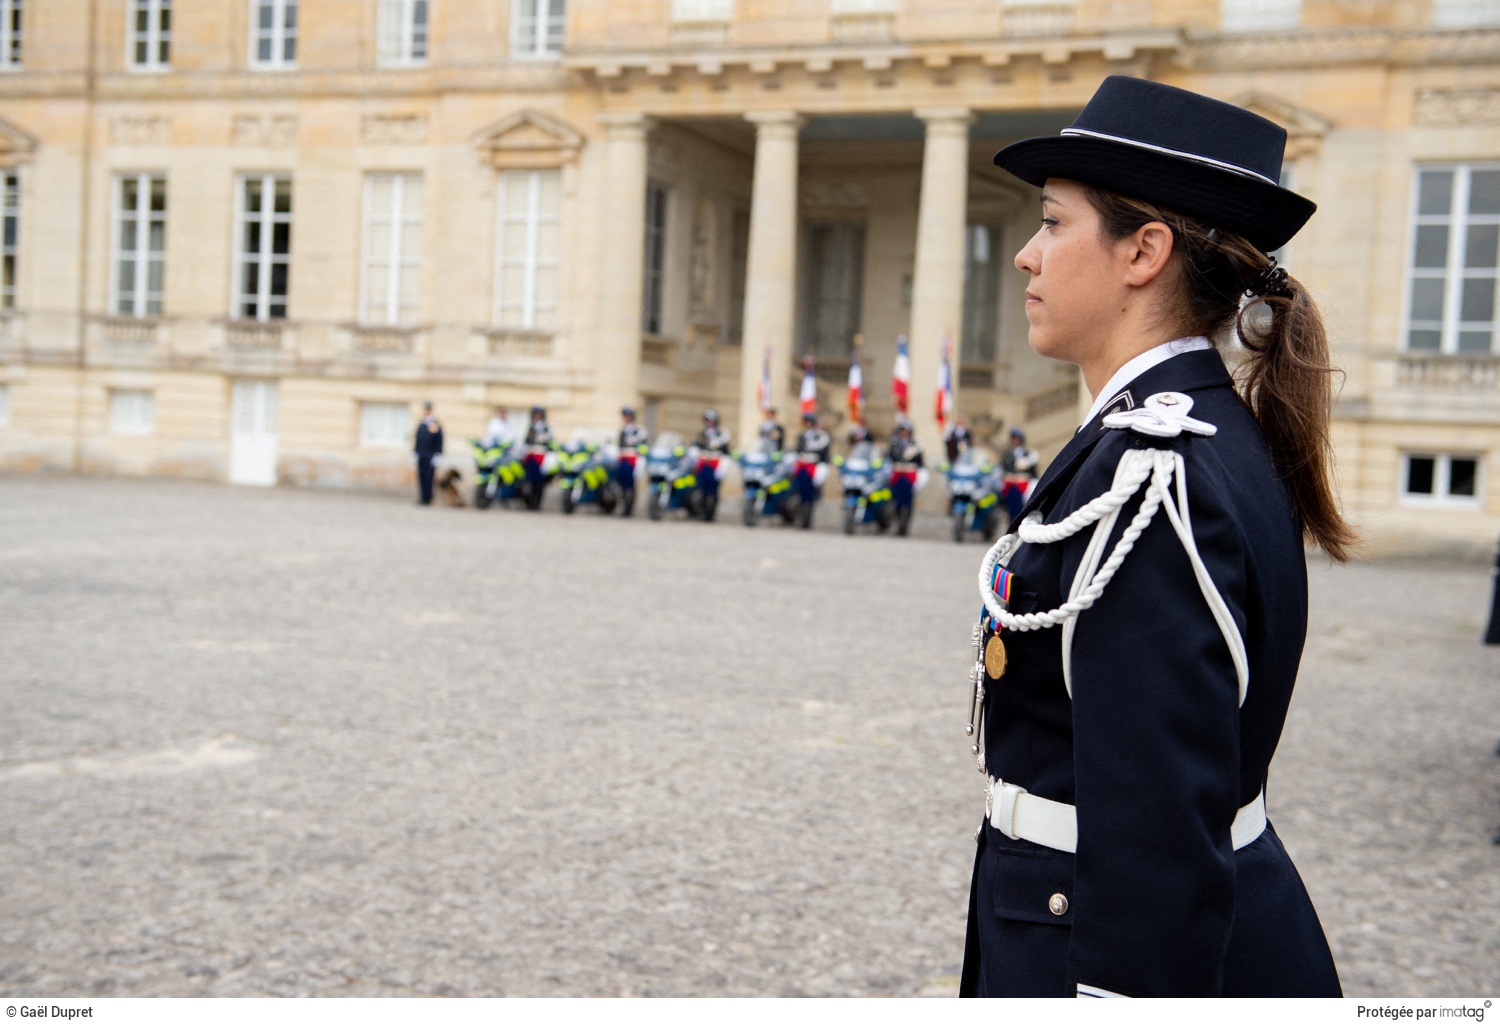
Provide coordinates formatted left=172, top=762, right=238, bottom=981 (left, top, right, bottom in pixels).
left=800, top=355, right=818, bottom=417
left=847, top=350, right=863, bottom=424
left=936, top=335, right=954, bottom=431
left=757, top=346, right=772, bottom=414
left=892, top=335, right=911, bottom=413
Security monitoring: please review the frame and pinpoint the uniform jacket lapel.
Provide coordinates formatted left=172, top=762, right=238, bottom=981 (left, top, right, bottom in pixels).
left=1015, top=349, right=1236, bottom=523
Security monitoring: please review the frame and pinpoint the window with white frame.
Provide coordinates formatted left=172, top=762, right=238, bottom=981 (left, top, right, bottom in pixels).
left=113, top=174, right=166, bottom=317
left=235, top=174, right=292, bottom=320
left=2, top=171, right=17, bottom=310
left=0, top=0, right=22, bottom=68
left=129, top=0, right=171, bottom=70
left=512, top=0, right=564, bottom=58
left=493, top=170, right=560, bottom=331
left=1406, top=164, right=1500, bottom=355
left=250, top=0, right=297, bottom=68
left=1402, top=453, right=1482, bottom=505
left=361, top=172, right=423, bottom=327
left=1432, top=0, right=1500, bottom=29
left=642, top=181, right=667, bottom=336
left=672, top=0, right=732, bottom=19
left=108, top=389, right=155, bottom=435
left=359, top=401, right=409, bottom=448
left=1221, top=0, right=1300, bottom=31
left=0, top=384, right=10, bottom=426
left=377, top=0, right=428, bottom=67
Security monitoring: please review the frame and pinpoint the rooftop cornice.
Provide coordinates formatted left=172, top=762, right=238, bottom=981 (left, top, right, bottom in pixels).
left=562, top=29, right=1184, bottom=80
left=1182, top=24, right=1500, bottom=70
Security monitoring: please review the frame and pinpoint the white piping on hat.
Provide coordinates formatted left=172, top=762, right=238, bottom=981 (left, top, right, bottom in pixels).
left=1059, top=127, right=1278, bottom=186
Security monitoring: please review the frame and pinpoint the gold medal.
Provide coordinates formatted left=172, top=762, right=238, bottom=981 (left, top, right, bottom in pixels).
left=984, top=634, right=1007, bottom=679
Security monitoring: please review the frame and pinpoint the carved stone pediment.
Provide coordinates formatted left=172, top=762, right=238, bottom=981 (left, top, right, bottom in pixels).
left=0, top=117, right=37, bottom=165
left=1233, top=91, right=1331, bottom=160
left=473, top=110, right=585, bottom=168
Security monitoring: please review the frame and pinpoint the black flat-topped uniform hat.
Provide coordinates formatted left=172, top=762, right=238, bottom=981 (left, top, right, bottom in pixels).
left=993, top=76, right=1315, bottom=253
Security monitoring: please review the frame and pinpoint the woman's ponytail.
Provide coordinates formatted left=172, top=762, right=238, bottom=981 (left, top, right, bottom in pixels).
left=1085, top=186, right=1360, bottom=562
left=1231, top=259, right=1358, bottom=562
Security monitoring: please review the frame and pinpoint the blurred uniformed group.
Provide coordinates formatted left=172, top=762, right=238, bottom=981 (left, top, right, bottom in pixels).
left=413, top=401, right=1042, bottom=542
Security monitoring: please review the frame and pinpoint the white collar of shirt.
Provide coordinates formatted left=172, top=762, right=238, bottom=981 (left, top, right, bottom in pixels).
left=1078, top=336, right=1212, bottom=431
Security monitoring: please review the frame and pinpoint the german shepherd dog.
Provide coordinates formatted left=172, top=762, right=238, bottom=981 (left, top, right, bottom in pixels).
left=435, top=467, right=467, bottom=507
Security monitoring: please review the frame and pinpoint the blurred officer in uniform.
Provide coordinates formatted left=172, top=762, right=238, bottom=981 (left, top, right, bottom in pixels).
left=1001, top=427, right=1042, bottom=522
left=759, top=406, right=786, bottom=452
left=413, top=401, right=443, bottom=506
left=945, top=417, right=974, bottom=463
left=483, top=405, right=515, bottom=448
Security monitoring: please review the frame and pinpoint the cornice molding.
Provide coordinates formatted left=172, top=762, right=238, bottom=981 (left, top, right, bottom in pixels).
left=563, top=29, right=1183, bottom=82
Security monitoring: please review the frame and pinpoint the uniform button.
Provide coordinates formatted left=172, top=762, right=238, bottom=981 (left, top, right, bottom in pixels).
left=1048, top=892, right=1069, bottom=916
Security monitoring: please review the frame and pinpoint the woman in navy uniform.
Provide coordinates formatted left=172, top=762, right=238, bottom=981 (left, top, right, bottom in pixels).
left=959, top=76, right=1356, bottom=997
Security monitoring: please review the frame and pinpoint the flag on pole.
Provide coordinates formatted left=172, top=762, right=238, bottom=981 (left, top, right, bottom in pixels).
left=936, top=334, right=954, bottom=432
left=800, top=355, right=818, bottom=418
left=892, top=335, right=911, bottom=413
left=756, top=346, right=772, bottom=414
left=847, top=338, right=864, bottom=424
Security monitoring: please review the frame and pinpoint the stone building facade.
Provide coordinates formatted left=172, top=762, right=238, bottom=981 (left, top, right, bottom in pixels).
left=1, top=0, right=1498, bottom=551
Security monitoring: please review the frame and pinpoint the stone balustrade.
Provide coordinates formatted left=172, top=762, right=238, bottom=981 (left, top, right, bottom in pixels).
left=224, top=320, right=285, bottom=350
left=1394, top=353, right=1500, bottom=388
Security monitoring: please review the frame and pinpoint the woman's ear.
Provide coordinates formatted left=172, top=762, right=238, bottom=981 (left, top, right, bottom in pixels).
left=1121, top=221, right=1175, bottom=287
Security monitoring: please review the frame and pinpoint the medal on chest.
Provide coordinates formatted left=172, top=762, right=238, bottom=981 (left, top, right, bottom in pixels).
left=967, top=564, right=1014, bottom=774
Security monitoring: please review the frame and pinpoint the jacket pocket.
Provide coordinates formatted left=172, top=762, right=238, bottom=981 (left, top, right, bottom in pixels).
left=989, top=844, right=1076, bottom=926
left=1007, top=588, right=1040, bottom=616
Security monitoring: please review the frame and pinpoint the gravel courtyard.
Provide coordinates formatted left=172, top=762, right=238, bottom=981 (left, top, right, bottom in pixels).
left=0, top=476, right=1496, bottom=997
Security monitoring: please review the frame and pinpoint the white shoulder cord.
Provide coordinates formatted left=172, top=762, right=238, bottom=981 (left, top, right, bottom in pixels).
left=976, top=393, right=1250, bottom=706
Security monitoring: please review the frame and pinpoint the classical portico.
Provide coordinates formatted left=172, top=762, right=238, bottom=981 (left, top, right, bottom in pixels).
left=582, top=101, right=1085, bottom=466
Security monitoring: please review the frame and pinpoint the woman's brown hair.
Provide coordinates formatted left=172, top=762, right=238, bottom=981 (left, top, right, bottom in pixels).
left=1084, top=185, right=1359, bottom=563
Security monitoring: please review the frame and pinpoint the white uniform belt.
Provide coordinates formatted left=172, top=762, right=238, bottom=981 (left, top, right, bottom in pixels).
left=986, top=776, right=1267, bottom=854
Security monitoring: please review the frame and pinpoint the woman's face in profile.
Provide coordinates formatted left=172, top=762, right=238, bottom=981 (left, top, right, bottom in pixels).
left=1013, top=179, right=1130, bottom=366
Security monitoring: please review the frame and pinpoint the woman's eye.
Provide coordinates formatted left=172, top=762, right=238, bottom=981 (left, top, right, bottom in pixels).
left=1040, top=216, right=1059, bottom=229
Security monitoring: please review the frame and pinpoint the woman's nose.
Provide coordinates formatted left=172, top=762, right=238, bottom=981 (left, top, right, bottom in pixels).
left=1015, top=230, right=1041, bottom=276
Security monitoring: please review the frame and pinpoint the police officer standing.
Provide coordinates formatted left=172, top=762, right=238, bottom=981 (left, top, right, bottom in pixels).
left=619, top=406, right=649, bottom=451
left=524, top=405, right=553, bottom=448
left=945, top=416, right=974, bottom=463
left=792, top=412, right=832, bottom=530
left=886, top=416, right=925, bottom=536
left=694, top=408, right=732, bottom=456
left=413, top=401, right=444, bottom=506
left=692, top=409, right=732, bottom=521
left=1000, top=426, right=1042, bottom=522
left=759, top=406, right=786, bottom=452
left=520, top=406, right=555, bottom=511
left=613, top=406, right=649, bottom=517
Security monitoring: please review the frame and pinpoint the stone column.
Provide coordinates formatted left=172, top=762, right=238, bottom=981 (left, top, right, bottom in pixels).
left=595, top=112, right=651, bottom=423
left=909, top=107, right=973, bottom=468
left=738, top=111, right=803, bottom=450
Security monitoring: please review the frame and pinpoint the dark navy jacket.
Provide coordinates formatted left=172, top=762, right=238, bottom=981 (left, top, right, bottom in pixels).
left=413, top=416, right=443, bottom=461
left=960, top=349, right=1340, bottom=998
